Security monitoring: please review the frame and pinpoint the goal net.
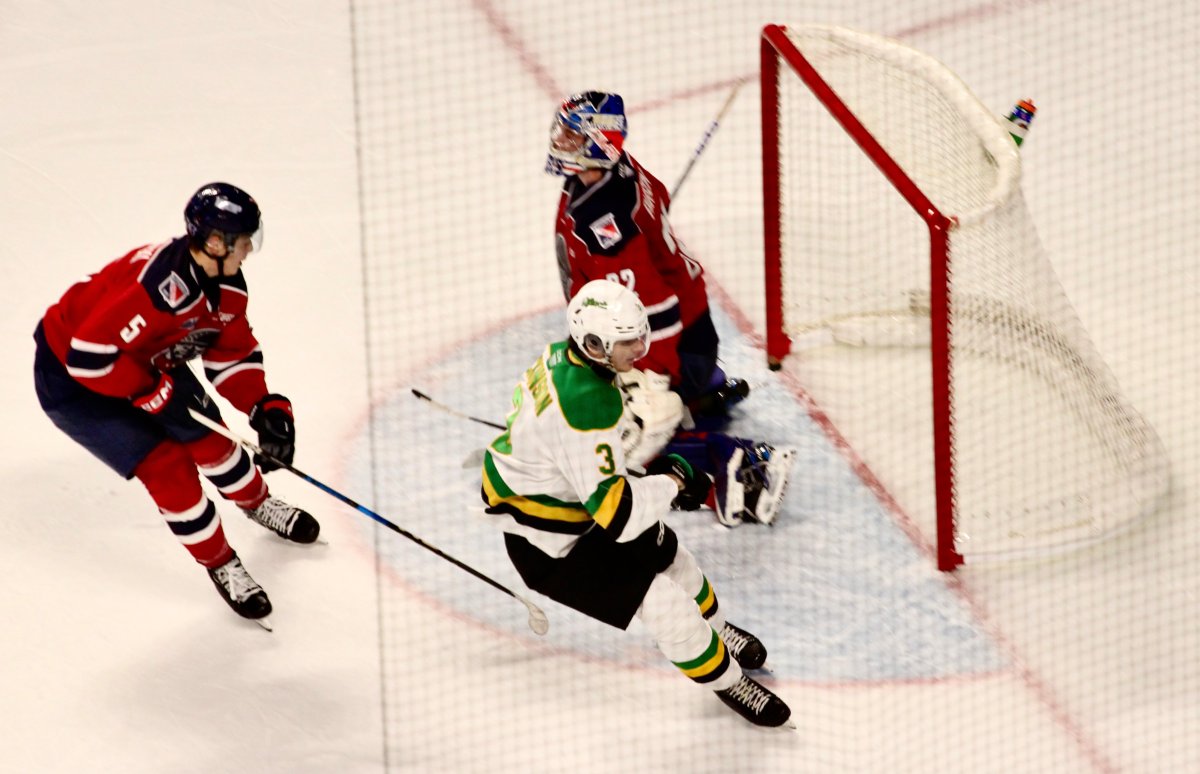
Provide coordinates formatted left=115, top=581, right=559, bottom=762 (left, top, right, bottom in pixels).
left=760, top=24, right=1168, bottom=569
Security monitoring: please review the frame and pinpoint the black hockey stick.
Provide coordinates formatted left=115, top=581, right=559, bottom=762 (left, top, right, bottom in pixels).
left=413, top=389, right=651, bottom=478
left=187, top=408, right=549, bottom=635
left=410, top=388, right=506, bottom=431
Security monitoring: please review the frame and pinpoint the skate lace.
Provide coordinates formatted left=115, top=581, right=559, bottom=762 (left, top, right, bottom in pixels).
left=248, top=497, right=297, bottom=534
left=214, top=559, right=262, bottom=603
left=721, top=623, right=751, bottom=658
left=726, top=676, right=771, bottom=714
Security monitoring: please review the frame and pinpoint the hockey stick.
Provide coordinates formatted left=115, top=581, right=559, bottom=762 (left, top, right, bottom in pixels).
left=412, top=389, right=652, bottom=478
left=187, top=409, right=550, bottom=635
left=410, top=388, right=506, bottom=431
left=670, top=78, right=748, bottom=201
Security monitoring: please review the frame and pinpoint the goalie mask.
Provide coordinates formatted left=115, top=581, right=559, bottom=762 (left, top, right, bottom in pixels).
left=568, top=279, right=650, bottom=369
left=546, top=91, right=628, bottom=176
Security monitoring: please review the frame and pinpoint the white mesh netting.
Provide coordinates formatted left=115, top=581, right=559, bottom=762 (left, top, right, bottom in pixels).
left=773, top=25, right=1168, bottom=561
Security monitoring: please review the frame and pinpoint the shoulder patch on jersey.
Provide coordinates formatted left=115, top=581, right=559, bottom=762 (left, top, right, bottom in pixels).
left=551, top=360, right=623, bottom=431
left=589, top=213, right=622, bottom=250
left=158, top=272, right=189, bottom=308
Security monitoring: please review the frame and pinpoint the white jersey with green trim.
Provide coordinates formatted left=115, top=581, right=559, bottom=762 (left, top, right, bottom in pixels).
left=482, top=340, right=677, bottom=558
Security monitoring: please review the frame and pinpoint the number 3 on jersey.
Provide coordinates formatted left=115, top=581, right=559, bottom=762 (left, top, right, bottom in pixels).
left=595, top=443, right=616, bottom=475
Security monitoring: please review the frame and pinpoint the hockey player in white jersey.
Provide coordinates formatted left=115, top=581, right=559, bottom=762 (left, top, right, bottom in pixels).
left=481, top=279, right=791, bottom=728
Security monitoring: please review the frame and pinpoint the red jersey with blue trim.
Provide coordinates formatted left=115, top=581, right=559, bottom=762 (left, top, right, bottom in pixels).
left=39, top=237, right=271, bottom=414
left=555, top=153, right=708, bottom=383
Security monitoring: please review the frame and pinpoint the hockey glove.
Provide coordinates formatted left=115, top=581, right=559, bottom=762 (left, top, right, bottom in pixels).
left=646, top=453, right=712, bottom=511
left=132, top=369, right=222, bottom=443
left=618, top=368, right=687, bottom=468
left=132, top=372, right=175, bottom=414
left=249, top=393, right=295, bottom=473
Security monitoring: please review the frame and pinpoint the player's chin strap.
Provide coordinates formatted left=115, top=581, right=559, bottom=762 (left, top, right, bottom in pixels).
left=201, top=233, right=239, bottom=276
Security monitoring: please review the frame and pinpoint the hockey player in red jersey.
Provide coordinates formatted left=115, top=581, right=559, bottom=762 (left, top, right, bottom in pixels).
left=547, top=91, right=748, bottom=421
left=33, top=182, right=319, bottom=624
left=547, top=92, right=795, bottom=527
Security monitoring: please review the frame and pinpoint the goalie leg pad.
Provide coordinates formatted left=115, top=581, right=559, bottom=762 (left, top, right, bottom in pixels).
left=710, top=438, right=797, bottom=526
left=743, top=444, right=796, bottom=526
left=713, top=447, right=748, bottom=526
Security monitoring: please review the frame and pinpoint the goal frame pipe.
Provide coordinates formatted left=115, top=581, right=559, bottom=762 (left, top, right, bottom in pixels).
left=759, top=24, right=963, bottom=571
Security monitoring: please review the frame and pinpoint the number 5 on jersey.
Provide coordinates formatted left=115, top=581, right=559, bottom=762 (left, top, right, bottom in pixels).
left=120, top=314, right=147, bottom=342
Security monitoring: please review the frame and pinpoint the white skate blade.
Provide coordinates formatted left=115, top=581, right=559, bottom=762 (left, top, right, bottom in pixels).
left=752, top=447, right=796, bottom=526
left=253, top=616, right=274, bottom=632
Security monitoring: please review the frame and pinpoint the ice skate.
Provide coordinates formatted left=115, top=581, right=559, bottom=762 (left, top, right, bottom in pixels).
left=715, top=674, right=793, bottom=728
left=244, top=496, right=320, bottom=543
left=721, top=621, right=767, bottom=670
left=689, top=377, right=750, bottom=418
left=208, top=552, right=272, bottom=623
left=713, top=443, right=796, bottom=526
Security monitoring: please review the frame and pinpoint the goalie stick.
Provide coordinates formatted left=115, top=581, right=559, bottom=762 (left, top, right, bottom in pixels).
left=670, top=77, right=748, bottom=202
left=187, top=408, right=550, bottom=635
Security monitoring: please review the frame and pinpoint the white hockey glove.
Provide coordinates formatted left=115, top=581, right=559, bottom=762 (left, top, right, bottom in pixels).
left=618, top=368, right=686, bottom=469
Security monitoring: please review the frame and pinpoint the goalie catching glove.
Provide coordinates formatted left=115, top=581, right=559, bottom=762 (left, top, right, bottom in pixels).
left=249, top=393, right=295, bottom=473
left=645, top=453, right=712, bottom=511
left=618, top=368, right=689, bottom=469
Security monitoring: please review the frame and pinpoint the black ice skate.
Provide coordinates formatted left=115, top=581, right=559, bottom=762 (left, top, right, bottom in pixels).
left=208, top=552, right=272, bottom=621
left=244, top=496, right=320, bottom=543
left=721, top=622, right=767, bottom=670
left=715, top=674, right=792, bottom=728
left=689, top=378, right=750, bottom=418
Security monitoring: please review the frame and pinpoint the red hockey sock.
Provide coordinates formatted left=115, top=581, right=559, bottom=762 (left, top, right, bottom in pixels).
left=134, top=441, right=233, bottom=568
left=188, top=431, right=269, bottom=511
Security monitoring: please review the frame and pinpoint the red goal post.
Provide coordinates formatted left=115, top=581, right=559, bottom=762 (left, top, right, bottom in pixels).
left=759, top=24, right=1168, bottom=571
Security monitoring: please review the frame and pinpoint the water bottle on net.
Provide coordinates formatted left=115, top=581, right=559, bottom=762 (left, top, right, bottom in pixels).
left=1005, top=98, right=1037, bottom=146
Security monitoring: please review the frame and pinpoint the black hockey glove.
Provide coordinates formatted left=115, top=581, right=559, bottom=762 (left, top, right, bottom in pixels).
left=646, top=453, right=712, bottom=511
left=249, top=393, right=295, bottom=473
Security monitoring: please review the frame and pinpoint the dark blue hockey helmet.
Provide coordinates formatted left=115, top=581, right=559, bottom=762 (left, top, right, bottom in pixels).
left=546, top=91, right=627, bottom=176
left=185, top=182, right=263, bottom=251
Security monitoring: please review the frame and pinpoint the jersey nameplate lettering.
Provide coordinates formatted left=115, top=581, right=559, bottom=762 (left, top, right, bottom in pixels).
left=589, top=213, right=622, bottom=250
left=525, top=356, right=553, bottom=415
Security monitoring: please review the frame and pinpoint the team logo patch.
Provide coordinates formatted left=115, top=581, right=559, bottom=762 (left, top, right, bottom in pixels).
left=589, top=212, right=622, bottom=249
left=158, top=272, right=189, bottom=308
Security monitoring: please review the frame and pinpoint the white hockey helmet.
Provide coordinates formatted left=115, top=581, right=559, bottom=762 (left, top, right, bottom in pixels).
left=568, top=279, right=650, bottom=366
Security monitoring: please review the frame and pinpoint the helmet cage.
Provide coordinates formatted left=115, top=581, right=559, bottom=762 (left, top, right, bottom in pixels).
left=546, top=92, right=627, bottom=176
